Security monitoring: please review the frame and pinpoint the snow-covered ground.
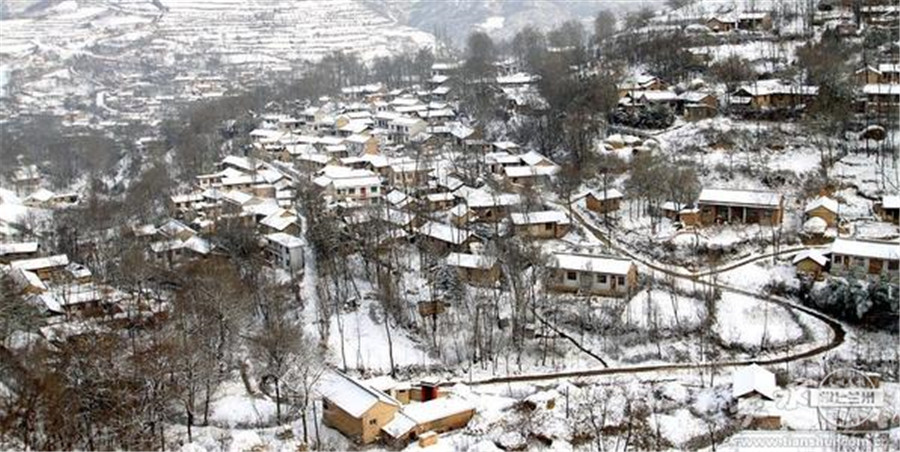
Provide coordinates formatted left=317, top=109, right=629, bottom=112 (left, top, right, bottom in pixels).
left=714, top=292, right=805, bottom=351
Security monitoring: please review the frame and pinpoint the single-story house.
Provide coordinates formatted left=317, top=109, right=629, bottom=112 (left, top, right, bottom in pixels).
left=9, top=254, right=70, bottom=280
left=585, top=189, right=624, bottom=215
left=827, top=238, right=899, bottom=281
left=321, top=372, right=402, bottom=445
left=697, top=188, right=783, bottom=226
left=730, top=81, right=818, bottom=111
left=732, top=364, right=781, bottom=430
left=0, top=242, right=40, bottom=264
left=792, top=250, right=828, bottom=280
left=546, top=253, right=637, bottom=297
left=381, top=397, right=476, bottom=447
left=804, top=196, right=839, bottom=227
left=509, top=211, right=571, bottom=239
left=416, top=221, right=475, bottom=254
left=465, top=191, right=521, bottom=222
left=445, top=252, right=501, bottom=286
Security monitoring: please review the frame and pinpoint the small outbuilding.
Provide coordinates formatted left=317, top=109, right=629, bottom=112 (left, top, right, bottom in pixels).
left=792, top=250, right=828, bottom=280
left=804, top=196, right=839, bottom=227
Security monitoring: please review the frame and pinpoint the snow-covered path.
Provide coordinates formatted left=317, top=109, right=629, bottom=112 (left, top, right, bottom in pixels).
left=456, top=203, right=847, bottom=386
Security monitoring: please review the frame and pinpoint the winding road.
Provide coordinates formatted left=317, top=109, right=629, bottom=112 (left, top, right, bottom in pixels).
left=460, top=207, right=846, bottom=386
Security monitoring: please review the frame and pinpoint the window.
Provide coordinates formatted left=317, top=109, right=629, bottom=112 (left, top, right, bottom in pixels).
left=371, top=186, right=379, bottom=193
left=369, top=419, right=377, bottom=425
left=348, top=188, right=356, bottom=194
left=545, top=223, right=553, bottom=230
left=597, top=274, right=607, bottom=284
left=566, top=271, right=577, bottom=281
left=617, top=276, right=625, bottom=286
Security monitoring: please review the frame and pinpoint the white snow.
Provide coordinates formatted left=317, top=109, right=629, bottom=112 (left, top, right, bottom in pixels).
left=714, top=292, right=804, bottom=349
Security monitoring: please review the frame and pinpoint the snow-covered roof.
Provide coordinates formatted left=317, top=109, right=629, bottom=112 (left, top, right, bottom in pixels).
left=863, top=84, right=900, bottom=96
left=883, top=195, right=900, bottom=210
left=11, top=268, right=46, bottom=291
left=221, top=155, right=264, bottom=172
left=66, top=263, right=92, bottom=279
left=445, top=252, right=497, bottom=270
left=10, top=254, right=69, bottom=272
left=632, top=90, right=679, bottom=102
left=375, top=208, right=414, bottom=228
left=732, top=364, right=776, bottom=400
left=792, top=249, right=828, bottom=266
left=549, top=253, right=634, bottom=276
left=589, top=188, right=624, bottom=201
left=0, top=242, right=39, bottom=256
left=497, top=73, right=539, bottom=85
left=698, top=188, right=782, bottom=208
left=678, top=91, right=715, bottom=103
left=182, top=236, right=211, bottom=255
left=426, top=192, right=456, bottom=202
left=878, top=63, right=899, bottom=74
left=319, top=371, right=399, bottom=419
left=804, top=196, right=838, bottom=214
left=520, top=150, right=554, bottom=167
left=27, top=188, right=55, bottom=203
left=734, top=80, right=818, bottom=97
left=503, top=165, right=558, bottom=178
left=492, top=141, right=519, bottom=151
left=510, top=210, right=570, bottom=225
left=466, top=190, right=520, bottom=209
left=265, top=232, right=303, bottom=249
left=417, top=221, right=471, bottom=245
left=829, top=238, right=899, bottom=261
left=449, top=204, right=472, bottom=217
left=485, top=152, right=522, bottom=165
left=261, top=212, right=297, bottom=232
left=171, top=192, right=204, bottom=204
left=314, top=166, right=382, bottom=189
left=382, top=397, right=475, bottom=438
left=385, top=190, right=412, bottom=208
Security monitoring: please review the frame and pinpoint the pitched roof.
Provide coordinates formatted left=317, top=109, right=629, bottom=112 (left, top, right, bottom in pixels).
left=265, top=232, right=303, bottom=249
left=792, top=250, right=828, bottom=266
left=417, top=221, right=471, bottom=245
left=0, top=242, right=39, bottom=256
left=510, top=210, right=570, bottom=225
left=804, top=196, right=838, bottom=214
left=319, top=371, right=400, bottom=418
left=588, top=188, right=624, bottom=201
left=10, top=255, right=69, bottom=272
left=882, top=195, right=900, bottom=210
left=698, top=188, right=781, bottom=208
left=382, top=397, right=475, bottom=438
left=549, top=253, right=633, bottom=276
left=732, top=364, right=777, bottom=400
left=829, top=238, right=899, bottom=261
left=445, top=252, right=497, bottom=270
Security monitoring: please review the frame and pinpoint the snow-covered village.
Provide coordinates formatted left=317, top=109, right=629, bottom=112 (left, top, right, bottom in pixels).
left=0, top=0, right=898, bottom=451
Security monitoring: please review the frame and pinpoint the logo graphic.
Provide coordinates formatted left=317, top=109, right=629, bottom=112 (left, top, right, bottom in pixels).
left=809, top=368, right=885, bottom=430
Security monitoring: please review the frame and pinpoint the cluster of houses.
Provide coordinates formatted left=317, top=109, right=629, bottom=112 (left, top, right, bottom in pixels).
left=0, top=242, right=147, bottom=322
left=166, top=155, right=305, bottom=272
left=615, top=73, right=826, bottom=122
left=9, top=164, right=79, bottom=208
left=790, top=193, right=899, bottom=283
